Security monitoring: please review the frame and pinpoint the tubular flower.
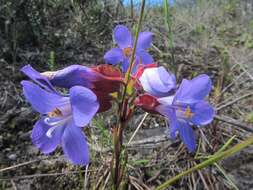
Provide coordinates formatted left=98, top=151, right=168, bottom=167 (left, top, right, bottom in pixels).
left=137, top=68, right=215, bottom=152
left=21, top=80, right=99, bottom=165
left=139, top=66, right=176, bottom=97
left=20, top=64, right=58, bottom=93
left=104, top=25, right=153, bottom=72
left=42, top=64, right=123, bottom=93
left=22, top=64, right=123, bottom=112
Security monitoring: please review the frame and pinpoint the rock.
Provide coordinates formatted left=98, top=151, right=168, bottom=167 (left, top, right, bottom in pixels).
left=27, top=145, right=39, bottom=155
left=8, top=153, right=17, bottom=160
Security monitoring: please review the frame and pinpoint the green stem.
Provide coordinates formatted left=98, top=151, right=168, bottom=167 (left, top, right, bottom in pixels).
left=111, top=2, right=146, bottom=189
left=130, top=0, right=134, bottom=20
left=125, top=0, right=146, bottom=83
left=119, top=0, right=145, bottom=120
left=163, top=0, right=176, bottom=74
left=155, top=135, right=253, bottom=190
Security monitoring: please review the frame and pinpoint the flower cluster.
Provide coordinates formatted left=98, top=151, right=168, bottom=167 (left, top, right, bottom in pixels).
left=21, top=64, right=122, bottom=165
left=135, top=68, right=214, bottom=152
left=21, top=25, right=214, bottom=165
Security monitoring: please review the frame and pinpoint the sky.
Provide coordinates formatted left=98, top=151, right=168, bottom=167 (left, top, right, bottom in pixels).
left=123, top=0, right=175, bottom=7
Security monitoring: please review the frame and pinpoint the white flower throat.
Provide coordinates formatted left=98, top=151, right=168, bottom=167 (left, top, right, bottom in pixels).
left=45, top=106, right=72, bottom=138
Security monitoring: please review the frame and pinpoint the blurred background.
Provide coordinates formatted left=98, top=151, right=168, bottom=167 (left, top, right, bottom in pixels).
left=0, top=0, right=253, bottom=189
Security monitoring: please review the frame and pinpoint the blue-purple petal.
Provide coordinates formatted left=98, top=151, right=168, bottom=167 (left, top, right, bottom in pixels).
left=157, top=96, right=174, bottom=106
left=175, top=74, right=212, bottom=104
left=104, top=48, right=124, bottom=65
left=122, top=58, right=140, bottom=74
left=191, top=101, right=215, bottom=125
left=137, top=32, right=153, bottom=50
left=113, top=25, right=133, bottom=48
left=177, top=120, right=196, bottom=152
left=137, top=50, right=154, bottom=65
left=62, top=122, right=89, bottom=165
left=156, top=105, right=177, bottom=139
left=70, top=86, right=99, bottom=127
left=139, top=67, right=176, bottom=97
left=21, top=80, right=69, bottom=114
left=122, top=58, right=130, bottom=73
left=31, top=118, right=64, bottom=154
left=21, top=65, right=57, bottom=93
left=49, top=65, right=95, bottom=89
left=156, top=105, right=196, bottom=152
left=167, top=109, right=178, bottom=139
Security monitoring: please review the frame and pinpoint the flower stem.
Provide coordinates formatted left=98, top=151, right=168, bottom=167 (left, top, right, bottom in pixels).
left=125, top=0, right=146, bottom=82
left=118, top=0, right=146, bottom=122
left=112, top=1, right=146, bottom=189
left=155, top=135, right=253, bottom=190
left=163, top=0, right=176, bottom=75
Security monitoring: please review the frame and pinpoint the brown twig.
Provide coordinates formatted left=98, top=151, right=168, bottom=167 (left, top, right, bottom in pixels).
left=214, top=115, right=253, bottom=133
left=0, top=170, right=97, bottom=181
left=129, top=176, right=151, bottom=190
left=101, top=172, right=111, bottom=190
left=0, top=156, right=54, bottom=173
left=95, top=168, right=110, bottom=190
left=11, top=180, right=17, bottom=190
left=127, top=113, right=149, bottom=145
left=229, top=50, right=253, bottom=81
left=215, top=92, right=253, bottom=111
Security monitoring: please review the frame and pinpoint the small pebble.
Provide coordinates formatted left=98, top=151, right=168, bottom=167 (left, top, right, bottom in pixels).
left=8, top=153, right=17, bottom=160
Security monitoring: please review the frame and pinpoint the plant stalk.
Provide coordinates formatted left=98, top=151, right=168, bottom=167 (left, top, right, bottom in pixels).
left=112, top=1, right=146, bottom=189
left=163, top=0, right=176, bottom=74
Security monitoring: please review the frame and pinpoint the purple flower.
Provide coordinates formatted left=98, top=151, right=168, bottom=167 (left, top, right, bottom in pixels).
left=104, top=25, right=154, bottom=72
left=21, top=80, right=99, bottom=165
left=21, top=64, right=58, bottom=93
left=21, top=64, right=123, bottom=112
left=137, top=68, right=214, bottom=152
left=156, top=75, right=214, bottom=152
left=139, top=66, right=176, bottom=97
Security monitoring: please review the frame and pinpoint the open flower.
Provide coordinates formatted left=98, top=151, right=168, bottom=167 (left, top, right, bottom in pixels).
left=136, top=70, right=214, bottom=152
left=104, top=25, right=153, bottom=72
left=21, top=80, right=99, bottom=165
left=21, top=64, right=123, bottom=112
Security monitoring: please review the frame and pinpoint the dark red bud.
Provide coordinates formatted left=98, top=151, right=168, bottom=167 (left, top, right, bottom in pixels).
left=134, top=94, right=160, bottom=114
left=91, top=64, right=125, bottom=94
left=94, top=91, right=112, bottom=113
left=92, top=64, right=122, bottom=78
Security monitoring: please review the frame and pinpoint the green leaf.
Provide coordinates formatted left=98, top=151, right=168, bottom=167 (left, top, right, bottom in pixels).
left=132, top=159, right=149, bottom=166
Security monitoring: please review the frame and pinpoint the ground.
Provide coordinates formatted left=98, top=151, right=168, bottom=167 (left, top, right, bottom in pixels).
left=0, top=0, right=253, bottom=189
